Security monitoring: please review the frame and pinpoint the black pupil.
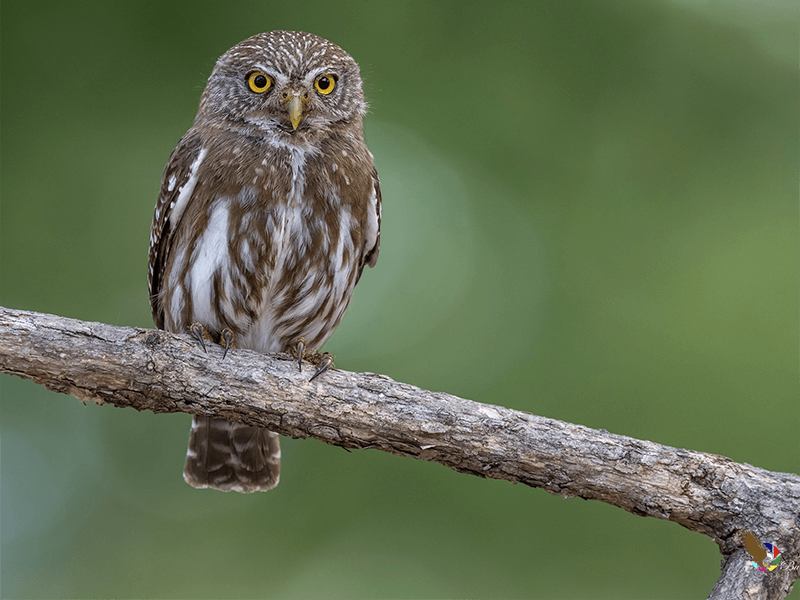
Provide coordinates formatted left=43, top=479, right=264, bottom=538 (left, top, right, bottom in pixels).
left=254, top=75, right=267, bottom=88
left=319, top=77, right=330, bottom=90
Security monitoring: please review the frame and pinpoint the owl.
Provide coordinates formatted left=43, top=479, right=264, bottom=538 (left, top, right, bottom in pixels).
left=148, top=31, right=381, bottom=492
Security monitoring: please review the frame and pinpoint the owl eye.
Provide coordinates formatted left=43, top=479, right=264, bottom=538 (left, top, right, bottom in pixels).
left=314, top=74, right=338, bottom=95
left=246, top=71, right=272, bottom=93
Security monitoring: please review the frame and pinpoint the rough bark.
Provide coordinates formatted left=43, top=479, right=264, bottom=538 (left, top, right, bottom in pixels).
left=0, top=305, right=797, bottom=599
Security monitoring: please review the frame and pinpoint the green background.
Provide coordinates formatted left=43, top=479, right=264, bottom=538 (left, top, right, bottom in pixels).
left=1, top=1, right=797, bottom=598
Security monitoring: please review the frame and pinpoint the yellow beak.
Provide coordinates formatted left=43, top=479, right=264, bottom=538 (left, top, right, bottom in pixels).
left=286, top=95, right=303, bottom=130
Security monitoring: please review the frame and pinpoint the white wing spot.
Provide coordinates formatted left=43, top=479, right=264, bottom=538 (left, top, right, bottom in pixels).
left=170, top=147, right=208, bottom=229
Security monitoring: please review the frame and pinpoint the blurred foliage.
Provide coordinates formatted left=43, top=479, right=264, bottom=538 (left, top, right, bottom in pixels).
left=1, top=0, right=797, bottom=598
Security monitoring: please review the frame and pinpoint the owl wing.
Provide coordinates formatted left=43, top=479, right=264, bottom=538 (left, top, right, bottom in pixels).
left=148, top=132, right=205, bottom=329
left=362, top=168, right=381, bottom=269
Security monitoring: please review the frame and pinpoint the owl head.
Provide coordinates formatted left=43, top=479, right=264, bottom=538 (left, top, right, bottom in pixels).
left=194, top=31, right=367, bottom=142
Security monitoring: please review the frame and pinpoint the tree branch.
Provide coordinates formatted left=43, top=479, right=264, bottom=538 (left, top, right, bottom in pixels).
left=1, top=305, right=797, bottom=598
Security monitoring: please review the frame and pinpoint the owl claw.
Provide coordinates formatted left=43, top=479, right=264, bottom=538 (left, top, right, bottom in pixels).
left=221, top=328, right=234, bottom=360
left=295, top=338, right=306, bottom=372
left=309, top=353, right=334, bottom=382
left=189, top=323, right=208, bottom=353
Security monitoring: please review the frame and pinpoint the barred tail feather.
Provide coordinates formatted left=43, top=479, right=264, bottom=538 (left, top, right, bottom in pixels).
left=184, top=416, right=281, bottom=492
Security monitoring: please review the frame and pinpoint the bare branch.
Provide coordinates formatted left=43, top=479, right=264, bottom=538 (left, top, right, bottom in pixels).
left=1, top=305, right=797, bottom=599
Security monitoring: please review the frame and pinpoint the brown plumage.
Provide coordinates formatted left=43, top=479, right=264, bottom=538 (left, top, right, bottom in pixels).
left=148, top=31, right=381, bottom=492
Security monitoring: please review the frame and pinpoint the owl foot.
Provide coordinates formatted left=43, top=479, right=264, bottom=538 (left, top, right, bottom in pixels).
left=189, top=323, right=234, bottom=358
left=189, top=322, right=209, bottom=353
left=309, top=353, right=334, bottom=382
left=291, top=340, right=332, bottom=380
left=220, top=328, right=234, bottom=360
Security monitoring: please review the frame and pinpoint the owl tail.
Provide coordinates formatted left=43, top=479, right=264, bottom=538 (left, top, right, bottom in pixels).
left=183, top=416, right=281, bottom=492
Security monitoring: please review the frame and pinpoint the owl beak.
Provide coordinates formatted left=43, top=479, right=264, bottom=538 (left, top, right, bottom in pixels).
left=286, top=94, right=304, bottom=131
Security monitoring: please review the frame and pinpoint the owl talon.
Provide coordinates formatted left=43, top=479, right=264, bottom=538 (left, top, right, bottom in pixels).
left=295, top=338, right=306, bottom=372
left=189, top=323, right=208, bottom=353
left=309, top=353, right=334, bottom=382
left=221, top=328, right=234, bottom=360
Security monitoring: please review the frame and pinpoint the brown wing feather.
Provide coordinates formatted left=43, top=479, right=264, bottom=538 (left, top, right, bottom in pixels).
left=148, top=134, right=204, bottom=329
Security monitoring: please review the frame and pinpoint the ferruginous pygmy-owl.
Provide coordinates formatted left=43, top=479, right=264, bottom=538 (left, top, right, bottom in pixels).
left=148, top=31, right=381, bottom=492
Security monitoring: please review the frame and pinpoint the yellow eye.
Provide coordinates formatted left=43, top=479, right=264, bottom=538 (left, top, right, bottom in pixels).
left=246, top=71, right=272, bottom=93
left=314, top=74, right=337, bottom=95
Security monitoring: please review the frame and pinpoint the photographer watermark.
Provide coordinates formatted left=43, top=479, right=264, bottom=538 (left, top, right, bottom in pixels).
left=742, top=530, right=797, bottom=573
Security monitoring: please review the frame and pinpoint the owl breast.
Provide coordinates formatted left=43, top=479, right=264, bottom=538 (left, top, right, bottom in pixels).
left=162, top=139, right=369, bottom=354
